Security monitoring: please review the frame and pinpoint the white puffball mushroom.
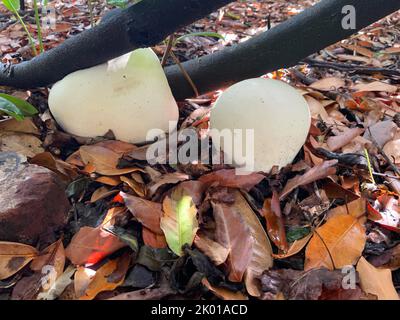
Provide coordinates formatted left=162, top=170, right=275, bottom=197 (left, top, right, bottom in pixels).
left=48, top=48, right=179, bottom=143
left=210, top=78, right=311, bottom=173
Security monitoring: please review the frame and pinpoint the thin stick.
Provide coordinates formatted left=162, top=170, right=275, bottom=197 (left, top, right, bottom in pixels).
left=161, top=35, right=175, bottom=67
left=314, top=229, right=337, bottom=270
left=170, top=51, right=199, bottom=97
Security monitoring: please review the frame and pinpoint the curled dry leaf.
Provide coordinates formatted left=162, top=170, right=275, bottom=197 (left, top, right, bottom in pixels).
left=65, top=226, right=126, bottom=266
left=305, top=214, right=366, bottom=270
left=148, top=172, right=189, bottom=197
left=161, top=188, right=199, bottom=256
left=75, top=253, right=131, bottom=300
left=261, top=191, right=288, bottom=252
left=90, top=186, right=119, bottom=203
left=0, top=241, right=38, bottom=280
left=326, top=198, right=366, bottom=220
left=194, top=233, right=229, bottom=266
left=280, top=160, right=338, bottom=200
left=356, top=257, right=399, bottom=300
left=309, top=77, right=345, bottom=91
left=198, top=169, right=264, bottom=192
left=121, top=192, right=164, bottom=235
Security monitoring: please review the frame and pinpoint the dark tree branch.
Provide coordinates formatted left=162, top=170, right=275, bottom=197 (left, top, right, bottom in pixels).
left=0, top=0, right=399, bottom=101
left=0, top=0, right=232, bottom=88
left=165, top=0, right=400, bottom=100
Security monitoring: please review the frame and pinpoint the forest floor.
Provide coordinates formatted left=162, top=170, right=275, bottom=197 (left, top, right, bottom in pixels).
left=0, top=0, right=399, bottom=300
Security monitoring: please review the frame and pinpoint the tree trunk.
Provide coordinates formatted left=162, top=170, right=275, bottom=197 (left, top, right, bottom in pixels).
left=165, top=0, right=400, bottom=100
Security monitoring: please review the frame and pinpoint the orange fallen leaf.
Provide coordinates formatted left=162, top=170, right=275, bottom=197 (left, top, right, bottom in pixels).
left=272, top=233, right=312, bottom=259
left=305, top=215, right=366, bottom=270
left=202, top=278, right=248, bottom=300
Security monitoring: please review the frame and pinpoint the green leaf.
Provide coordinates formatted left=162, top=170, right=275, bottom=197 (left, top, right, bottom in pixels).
left=2, top=0, right=20, bottom=12
left=176, top=32, right=225, bottom=43
left=0, top=97, right=24, bottom=120
left=0, top=93, right=38, bottom=116
left=161, top=188, right=198, bottom=256
left=106, top=0, right=129, bottom=8
left=286, top=226, right=311, bottom=243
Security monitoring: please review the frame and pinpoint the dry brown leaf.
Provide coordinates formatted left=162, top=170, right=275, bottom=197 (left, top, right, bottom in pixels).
left=30, top=152, right=79, bottom=183
left=327, top=127, right=365, bottom=151
left=357, top=257, right=399, bottom=300
left=121, top=192, right=164, bottom=234
left=65, top=226, right=126, bottom=266
left=199, top=169, right=264, bottom=192
left=75, top=253, right=130, bottom=300
left=0, top=118, right=39, bottom=135
left=353, top=81, right=398, bottom=93
left=95, top=176, right=121, bottom=186
left=0, top=132, right=44, bottom=157
left=309, top=77, right=345, bottom=91
left=79, top=142, right=139, bottom=176
left=305, top=214, right=366, bottom=270
left=0, top=241, right=38, bottom=280
left=213, top=190, right=273, bottom=296
left=120, top=176, right=146, bottom=197
left=194, top=233, right=229, bottom=265
left=280, top=160, right=338, bottom=199
left=202, top=278, right=248, bottom=300
left=142, top=227, right=167, bottom=248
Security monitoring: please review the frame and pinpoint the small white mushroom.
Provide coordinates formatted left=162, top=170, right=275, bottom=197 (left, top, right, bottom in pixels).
left=48, top=48, right=179, bottom=143
left=210, top=78, right=311, bottom=173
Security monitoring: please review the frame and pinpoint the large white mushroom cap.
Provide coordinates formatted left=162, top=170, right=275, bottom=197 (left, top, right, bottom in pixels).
left=48, top=48, right=179, bottom=143
left=210, top=78, right=311, bottom=173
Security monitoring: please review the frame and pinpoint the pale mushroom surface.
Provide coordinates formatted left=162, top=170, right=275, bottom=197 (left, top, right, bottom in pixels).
left=210, top=78, right=311, bottom=173
left=48, top=48, right=179, bottom=143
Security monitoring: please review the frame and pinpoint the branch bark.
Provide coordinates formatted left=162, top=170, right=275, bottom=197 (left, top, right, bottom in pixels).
left=165, top=0, right=400, bottom=100
left=0, top=0, right=232, bottom=88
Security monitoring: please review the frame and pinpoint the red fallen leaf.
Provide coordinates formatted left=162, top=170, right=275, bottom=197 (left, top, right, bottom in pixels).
left=280, top=160, right=338, bottom=200
left=65, top=226, right=126, bottom=266
left=199, top=169, right=264, bottom=192
left=170, top=180, right=206, bottom=206
left=121, top=192, right=164, bottom=235
left=147, top=172, right=189, bottom=197
left=261, top=191, right=288, bottom=252
left=142, top=227, right=167, bottom=249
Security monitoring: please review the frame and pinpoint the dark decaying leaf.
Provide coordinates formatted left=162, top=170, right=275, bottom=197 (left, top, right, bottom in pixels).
left=122, top=264, right=157, bottom=289
left=260, top=268, right=364, bottom=300
left=136, top=245, right=177, bottom=272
